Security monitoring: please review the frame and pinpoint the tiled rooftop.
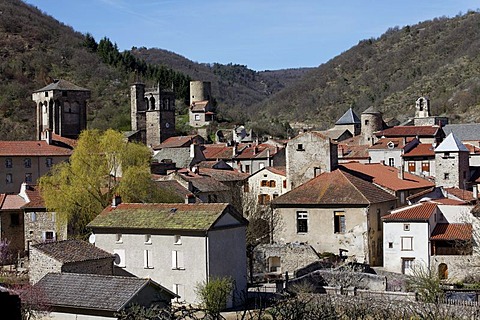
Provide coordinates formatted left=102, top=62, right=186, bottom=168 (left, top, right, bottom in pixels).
left=340, top=162, right=434, bottom=191
left=88, top=203, right=244, bottom=231
left=375, top=126, right=441, bottom=137
left=32, top=240, right=113, bottom=263
left=430, top=223, right=472, bottom=241
left=34, top=79, right=89, bottom=92
left=273, top=169, right=396, bottom=206
left=0, top=140, right=72, bottom=156
left=402, top=143, right=435, bottom=157
left=382, top=202, right=437, bottom=222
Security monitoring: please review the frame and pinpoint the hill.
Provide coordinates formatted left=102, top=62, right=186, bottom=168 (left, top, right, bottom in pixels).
left=254, top=10, right=480, bottom=131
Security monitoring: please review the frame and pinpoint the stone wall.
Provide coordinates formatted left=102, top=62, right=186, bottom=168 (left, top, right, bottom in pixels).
left=29, top=246, right=62, bottom=284
left=62, top=258, right=113, bottom=276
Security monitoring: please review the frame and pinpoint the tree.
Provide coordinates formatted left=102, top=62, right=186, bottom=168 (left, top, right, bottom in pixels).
left=39, top=129, right=176, bottom=237
left=195, top=277, right=234, bottom=318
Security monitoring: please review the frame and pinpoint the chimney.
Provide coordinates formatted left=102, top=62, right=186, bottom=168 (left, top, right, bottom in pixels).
left=253, top=146, right=258, bottom=155
left=232, top=143, right=238, bottom=157
left=190, top=143, right=195, bottom=158
left=185, top=194, right=195, bottom=204
left=191, top=165, right=199, bottom=175
left=474, top=184, right=478, bottom=199
left=112, top=195, right=122, bottom=207
left=398, top=166, right=404, bottom=180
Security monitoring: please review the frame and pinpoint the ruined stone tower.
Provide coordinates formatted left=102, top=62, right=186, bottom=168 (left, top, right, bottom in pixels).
left=32, top=79, right=90, bottom=140
left=190, top=81, right=211, bottom=105
left=361, top=106, right=383, bottom=145
left=130, top=83, right=176, bottom=147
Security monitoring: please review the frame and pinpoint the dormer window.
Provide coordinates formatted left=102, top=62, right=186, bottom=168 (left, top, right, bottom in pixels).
left=387, top=141, right=395, bottom=149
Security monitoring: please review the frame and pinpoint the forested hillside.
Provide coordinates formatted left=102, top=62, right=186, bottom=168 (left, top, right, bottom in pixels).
left=255, top=11, right=480, bottom=130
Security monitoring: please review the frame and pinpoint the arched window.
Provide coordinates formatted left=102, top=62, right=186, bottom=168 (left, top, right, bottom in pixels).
left=149, top=97, right=156, bottom=110
left=438, top=263, right=448, bottom=280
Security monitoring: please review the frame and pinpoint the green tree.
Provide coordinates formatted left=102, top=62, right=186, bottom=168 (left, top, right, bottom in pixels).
left=39, top=129, right=171, bottom=237
left=195, top=277, right=234, bottom=318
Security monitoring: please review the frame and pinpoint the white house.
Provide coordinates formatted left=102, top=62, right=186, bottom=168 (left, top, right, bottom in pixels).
left=246, top=166, right=287, bottom=206
left=87, top=202, right=248, bottom=307
left=382, top=201, right=475, bottom=280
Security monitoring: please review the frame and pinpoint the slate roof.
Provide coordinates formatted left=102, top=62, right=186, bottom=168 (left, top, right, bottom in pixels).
left=340, top=162, right=435, bottom=191
left=32, top=240, right=113, bottom=263
left=443, top=124, right=480, bottom=142
left=153, top=180, right=195, bottom=201
left=336, top=108, right=361, bottom=125
left=430, top=223, right=472, bottom=241
left=375, top=126, right=441, bottom=138
left=34, top=79, right=89, bottom=92
left=435, top=133, right=469, bottom=152
left=198, top=167, right=249, bottom=182
left=32, top=273, right=174, bottom=312
left=382, top=202, right=437, bottom=222
left=177, top=170, right=230, bottom=192
left=272, top=169, right=396, bottom=206
left=0, top=141, right=73, bottom=156
left=88, top=203, right=245, bottom=231
left=153, top=148, right=193, bottom=169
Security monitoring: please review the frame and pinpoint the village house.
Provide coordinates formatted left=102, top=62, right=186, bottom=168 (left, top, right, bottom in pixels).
left=382, top=201, right=477, bottom=280
left=272, top=169, right=397, bottom=268
left=245, top=166, right=287, bottom=207
left=87, top=202, right=248, bottom=306
left=30, top=273, right=176, bottom=319
left=402, top=143, right=436, bottom=177
left=29, top=239, right=114, bottom=284
left=374, top=125, right=445, bottom=145
left=368, top=137, right=419, bottom=168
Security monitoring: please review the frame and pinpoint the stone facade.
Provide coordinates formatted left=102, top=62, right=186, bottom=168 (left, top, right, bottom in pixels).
left=413, top=97, right=449, bottom=127
left=435, top=135, right=469, bottom=189
left=189, top=81, right=214, bottom=128
left=32, top=79, right=90, bottom=140
left=130, top=83, right=176, bottom=146
left=24, top=211, right=67, bottom=253
left=360, top=107, right=384, bottom=145
left=286, top=131, right=337, bottom=190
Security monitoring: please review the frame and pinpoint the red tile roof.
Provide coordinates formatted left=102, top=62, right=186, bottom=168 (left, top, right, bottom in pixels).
left=0, top=141, right=72, bottom=156
left=1, top=195, right=27, bottom=210
left=382, top=202, right=437, bottom=221
left=198, top=167, right=249, bottom=182
left=338, top=144, right=369, bottom=159
left=375, top=126, right=441, bottom=138
left=402, top=143, right=435, bottom=158
left=190, top=100, right=209, bottom=112
left=266, top=166, right=286, bottom=176
left=273, top=169, right=396, bottom=206
left=369, top=138, right=411, bottom=150
left=153, top=135, right=202, bottom=149
left=444, top=187, right=476, bottom=201
left=235, top=144, right=282, bottom=160
left=202, top=144, right=234, bottom=160
left=430, top=223, right=472, bottom=241
left=431, top=198, right=467, bottom=205
left=340, top=162, right=435, bottom=191
left=465, top=143, right=480, bottom=154
left=22, top=185, right=46, bottom=209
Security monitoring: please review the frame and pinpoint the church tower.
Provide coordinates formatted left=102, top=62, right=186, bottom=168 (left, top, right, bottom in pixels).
left=434, top=133, right=469, bottom=189
left=130, top=83, right=176, bottom=147
left=415, top=96, right=431, bottom=119
left=32, top=79, right=90, bottom=140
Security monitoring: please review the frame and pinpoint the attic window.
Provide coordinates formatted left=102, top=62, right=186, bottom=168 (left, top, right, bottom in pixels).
left=387, top=141, right=395, bottom=149
left=62, top=91, right=67, bottom=97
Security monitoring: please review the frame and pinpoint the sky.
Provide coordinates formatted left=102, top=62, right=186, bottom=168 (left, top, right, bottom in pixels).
left=24, top=0, right=480, bottom=71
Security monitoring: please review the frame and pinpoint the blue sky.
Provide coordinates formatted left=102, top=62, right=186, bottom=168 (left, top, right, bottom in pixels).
left=25, top=0, right=479, bottom=71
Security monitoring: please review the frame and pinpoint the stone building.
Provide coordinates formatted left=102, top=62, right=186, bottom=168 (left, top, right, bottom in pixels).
left=286, top=131, right=338, bottom=191
left=32, top=79, right=90, bottom=140
left=29, top=239, right=114, bottom=284
left=435, top=133, right=470, bottom=189
left=189, top=81, right=215, bottom=128
left=360, top=106, right=385, bottom=145
left=130, top=83, right=176, bottom=147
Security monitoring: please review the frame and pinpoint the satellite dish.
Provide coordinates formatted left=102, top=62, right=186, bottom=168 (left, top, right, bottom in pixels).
left=88, top=233, right=96, bottom=244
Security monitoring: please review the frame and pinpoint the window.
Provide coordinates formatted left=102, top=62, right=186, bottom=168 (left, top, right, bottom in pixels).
left=297, top=212, right=308, bottom=233
left=51, top=212, right=55, bottom=222
left=269, top=180, right=276, bottom=188
left=444, top=173, right=450, bottom=180
left=145, top=234, right=152, bottom=244
left=334, top=211, right=346, bottom=233
left=44, top=231, right=55, bottom=242
left=194, top=114, right=200, bottom=121
left=116, top=233, right=123, bottom=243
left=261, top=180, right=269, bottom=187
left=388, top=158, right=395, bottom=167
left=25, top=173, right=32, bottom=183
left=314, top=167, right=321, bottom=177
left=24, top=158, right=31, bottom=168
left=144, top=250, right=153, bottom=268
left=388, top=242, right=393, bottom=248
left=113, top=249, right=126, bottom=267
left=10, top=213, right=20, bottom=226
left=408, top=162, right=416, bottom=173
left=283, top=180, right=287, bottom=189
left=403, top=224, right=410, bottom=231
left=174, top=235, right=182, bottom=245
left=258, top=194, right=271, bottom=205
left=44, top=92, right=48, bottom=97
left=402, top=258, right=415, bottom=274
left=6, top=173, right=12, bottom=184
left=364, top=119, right=370, bottom=126
left=46, top=158, right=53, bottom=167
left=5, top=158, right=12, bottom=168
left=297, top=144, right=304, bottom=151
left=172, top=284, right=185, bottom=302
left=421, top=162, right=430, bottom=174
left=31, top=212, right=37, bottom=222
left=245, top=165, right=250, bottom=173
left=171, top=250, right=185, bottom=269
left=401, top=237, right=413, bottom=251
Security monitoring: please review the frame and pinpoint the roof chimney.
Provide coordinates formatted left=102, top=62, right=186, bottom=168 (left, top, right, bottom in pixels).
left=398, top=166, right=404, bottom=180
left=112, top=195, right=122, bottom=207
left=474, top=184, right=478, bottom=200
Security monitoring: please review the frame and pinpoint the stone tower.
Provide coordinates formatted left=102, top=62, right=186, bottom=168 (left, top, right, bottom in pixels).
left=130, top=83, right=176, bottom=147
left=190, top=81, right=211, bottom=105
left=32, top=79, right=90, bottom=140
left=434, top=133, right=469, bottom=189
left=361, top=106, right=383, bottom=145
left=415, top=96, right=431, bottom=118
